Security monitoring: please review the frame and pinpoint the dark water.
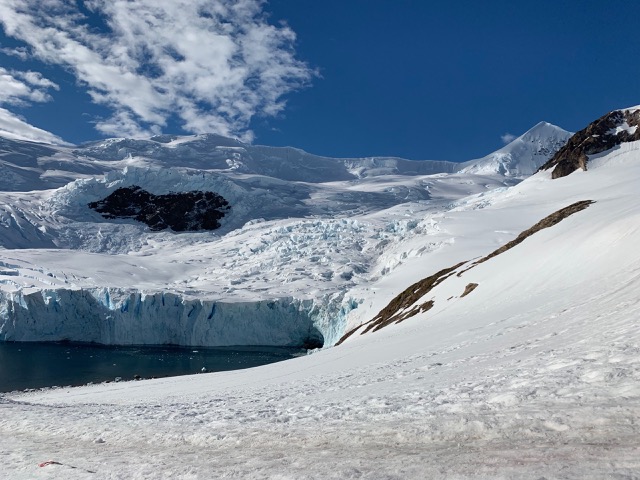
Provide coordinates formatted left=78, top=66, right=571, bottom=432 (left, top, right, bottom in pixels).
left=0, top=342, right=304, bottom=393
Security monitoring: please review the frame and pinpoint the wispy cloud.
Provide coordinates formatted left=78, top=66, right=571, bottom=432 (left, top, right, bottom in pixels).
left=0, top=67, right=59, bottom=105
left=0, top=46, right=30, bottom=60
left=0, top=0, right=315, bottom=140
left=501, top=133, right=517, bottom=144
left=0, top=107, right=68, bottom=144
left=0, top=66, right=67, bottom=143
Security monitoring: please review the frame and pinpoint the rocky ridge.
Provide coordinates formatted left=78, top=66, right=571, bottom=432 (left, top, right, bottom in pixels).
left=540, top=107, right=640, bottom=178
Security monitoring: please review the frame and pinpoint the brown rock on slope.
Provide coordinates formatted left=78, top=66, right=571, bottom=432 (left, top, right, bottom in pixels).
left=539, top=107, right=640, bottom=178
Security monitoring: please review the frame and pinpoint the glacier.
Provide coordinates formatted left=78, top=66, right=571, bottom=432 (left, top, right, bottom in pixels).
left=0, top=121, right=571, bottom=348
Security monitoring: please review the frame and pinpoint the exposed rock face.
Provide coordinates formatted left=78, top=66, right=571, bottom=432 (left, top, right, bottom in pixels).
left=88, top=186, right=230, bottom=231
left=540, top=108, right=640, bottom=178
left=336, top=262, right=465, bottom=345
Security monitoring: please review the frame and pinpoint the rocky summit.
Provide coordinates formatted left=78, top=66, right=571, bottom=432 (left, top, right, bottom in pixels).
left=88, top=185, right=230, bottom=231
left=540, top=107, right=640, bottom=178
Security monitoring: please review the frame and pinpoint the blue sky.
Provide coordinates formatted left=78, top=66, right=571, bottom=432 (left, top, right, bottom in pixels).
left=0, top=1, right=638, bottom=161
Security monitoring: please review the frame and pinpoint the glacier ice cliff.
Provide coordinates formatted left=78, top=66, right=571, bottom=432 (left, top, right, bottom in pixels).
left=0, top=288, right=358, bottom=348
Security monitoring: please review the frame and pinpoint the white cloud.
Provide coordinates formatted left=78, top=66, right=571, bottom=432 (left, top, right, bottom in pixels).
left=0, top=46, right=30, bottom=60
left=0, top=0, right=315, bottom=140
left=0, top=67, right=66, bottom=144
left=0, top=107, right=69, bottom=144
left=16, top=71, right=60, bottom=90
left=93, top=110, right=161, bottom=139
left=0, top=67, right=59, bottom=105
left=501, top=133, right=517, bottom=144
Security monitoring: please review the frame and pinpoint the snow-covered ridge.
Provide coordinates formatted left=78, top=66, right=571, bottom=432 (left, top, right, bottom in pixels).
left=0, top=133, right=460, bottom=192
left=0, top=122, right=571, bottom=193
left=339, top=199, right=595, bottom=342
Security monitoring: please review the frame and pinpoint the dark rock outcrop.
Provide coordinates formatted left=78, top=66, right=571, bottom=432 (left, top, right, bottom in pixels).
left=460, top=283, right=478, bottom=297
left=336, top=262, right=465, bottom=345
left=88, top=186, right=230, bottom=231
left=539, top=108, right=640, bottom=178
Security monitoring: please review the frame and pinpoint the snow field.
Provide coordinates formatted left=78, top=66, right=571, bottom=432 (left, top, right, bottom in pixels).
left=2, top=236, right=639, bottom=477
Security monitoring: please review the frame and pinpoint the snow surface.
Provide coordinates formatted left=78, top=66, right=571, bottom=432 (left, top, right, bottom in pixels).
left=1, top=126, right=640, bottom=478
left=609, top=121, right=638, bottom=136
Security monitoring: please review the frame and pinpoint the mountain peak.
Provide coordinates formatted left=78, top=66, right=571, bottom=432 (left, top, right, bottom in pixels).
left=521, top=120, right=564, bottom=137
left=459, top=121, right=572, bottom=177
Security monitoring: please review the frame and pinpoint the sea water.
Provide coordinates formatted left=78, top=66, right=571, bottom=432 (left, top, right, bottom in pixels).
left=0, top=341, right=304, bottom=392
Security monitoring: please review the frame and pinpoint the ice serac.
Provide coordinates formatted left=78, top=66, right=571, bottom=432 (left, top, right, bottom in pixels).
left=459, top=122, right=572, bottom=177
left=540, top=106, right=640, bottom=178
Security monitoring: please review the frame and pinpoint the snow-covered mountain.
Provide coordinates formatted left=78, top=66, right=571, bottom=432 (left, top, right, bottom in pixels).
left=459, top=121, right=572, bottom=177
left=1, top=108, right=639, bottom=478
left=0, top=133, right=459, bottom=192
left=0, top=121, right=570, bottom=193
left=0, top=121, right=569, bottom=347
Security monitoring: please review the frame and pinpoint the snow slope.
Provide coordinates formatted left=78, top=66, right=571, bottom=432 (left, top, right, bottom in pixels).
left=1, top=135, right=639, bottom=478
